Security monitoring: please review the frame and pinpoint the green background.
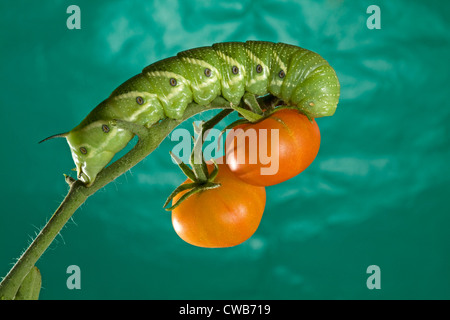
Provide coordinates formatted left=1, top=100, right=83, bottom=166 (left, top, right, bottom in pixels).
left=1, top=0, right=449, bottom=299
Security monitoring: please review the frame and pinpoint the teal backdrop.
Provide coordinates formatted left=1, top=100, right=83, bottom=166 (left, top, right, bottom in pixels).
left=1, top=0, right=449, bottom=299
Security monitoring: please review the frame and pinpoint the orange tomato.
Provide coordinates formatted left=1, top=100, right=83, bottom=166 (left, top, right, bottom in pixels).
left=171, top=160, right=266, bottom=248
left=225, top=109, right=320, bottom=186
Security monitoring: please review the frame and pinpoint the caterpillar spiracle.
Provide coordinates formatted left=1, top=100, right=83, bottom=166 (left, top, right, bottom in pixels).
left=42, top=41, right=340, bottom=186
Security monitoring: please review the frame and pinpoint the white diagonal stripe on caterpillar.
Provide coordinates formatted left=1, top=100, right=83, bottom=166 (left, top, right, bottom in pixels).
left=146, top=70, right=191, bottom=85
left=192, top=76, right=218, bottom=90
left=244, top=48, right=269, bottom=73
left=163, top=84, right=188, bottom=101
left=214, top=50, right=246, bottom=77
left=113, top=91, right=158, bottom=101
left=270, top=49, right=286, bottom=74
left=179, top=57, right=221, bottom=81
left=244, top=48, right=269, bottom=86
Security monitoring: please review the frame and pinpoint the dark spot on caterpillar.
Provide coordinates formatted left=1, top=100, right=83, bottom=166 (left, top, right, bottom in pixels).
left=278, top=70, right=285, bottom=78
left=232, top=66, right=239, bottom=75
left=102, top=124, right=110, bottom=133
left=136, top=96, right=144, bottom=105
left=256, top=64, right=263, bottom=73
left=204, top=68, right=212, bottom=77
left=80, top=147, right=87, bottom=154
left=169, top=78, right=177, bottom=86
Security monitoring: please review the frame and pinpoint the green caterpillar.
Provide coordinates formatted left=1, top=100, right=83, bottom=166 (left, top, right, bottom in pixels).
left=42, top=41, right=340, bottom=186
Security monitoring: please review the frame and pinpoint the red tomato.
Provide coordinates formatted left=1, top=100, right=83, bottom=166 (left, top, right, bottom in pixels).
left=171, top=159, right=266, bottom=248
left=225, top=109, right=320, bottom=186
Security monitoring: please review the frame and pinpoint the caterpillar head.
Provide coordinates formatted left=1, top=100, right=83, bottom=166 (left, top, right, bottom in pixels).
left=41, top=120, right=133, bottom=187
left=66, top=121, right=133, bottom=186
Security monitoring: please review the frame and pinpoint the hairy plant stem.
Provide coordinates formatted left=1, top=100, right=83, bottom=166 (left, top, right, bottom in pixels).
left=0, top=94, right=279, bottom=299
left=0, top=97, right=237, bottom=299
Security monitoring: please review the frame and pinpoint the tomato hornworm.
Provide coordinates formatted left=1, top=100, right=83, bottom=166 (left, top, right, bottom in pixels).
left=41, top=41, right=340, bottom=186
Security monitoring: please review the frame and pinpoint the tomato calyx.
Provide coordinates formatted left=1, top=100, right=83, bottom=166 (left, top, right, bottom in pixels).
left=163, top=109, right=233, bottom=211
left=263, top=105, right=314, bottom=123
left=163, top=154, right=221, bottom=211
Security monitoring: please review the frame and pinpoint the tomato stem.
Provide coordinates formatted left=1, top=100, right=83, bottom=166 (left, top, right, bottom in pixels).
left=190, top=109, right=232, bottom=182
left=190, top=124, right=209, bottom=183
left=164, top=109, right=234, bottom=210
